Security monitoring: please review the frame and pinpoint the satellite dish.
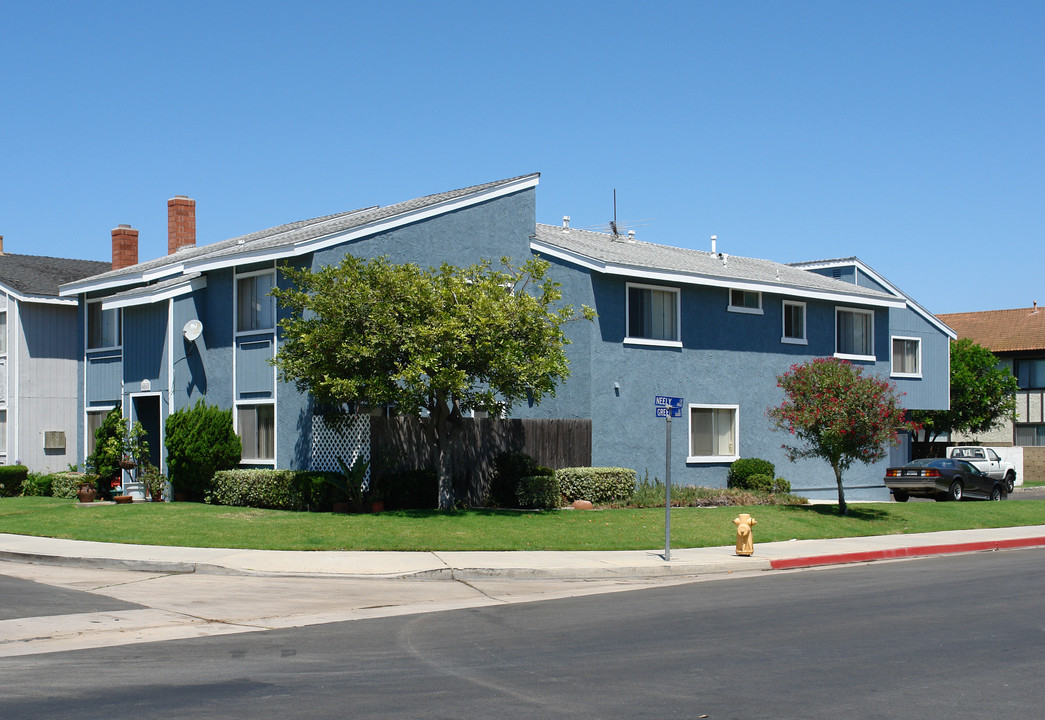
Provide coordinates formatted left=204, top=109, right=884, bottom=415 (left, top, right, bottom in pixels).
left=182, top=319, right=203, bottom=343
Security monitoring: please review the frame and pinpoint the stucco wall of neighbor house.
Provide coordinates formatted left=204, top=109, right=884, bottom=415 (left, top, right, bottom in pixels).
left=16, top=302, right=81, bottom=473
left=523, top=267, right=895, bottom=500
left=276, top=188, right=539, bottom=470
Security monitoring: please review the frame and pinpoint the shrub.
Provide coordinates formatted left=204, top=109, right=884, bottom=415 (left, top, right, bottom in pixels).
left=51, top=472, right=97, bottom=499
left=743, top=473, right=774, bottom=493
left=165, top=400, right=242, bottom=501
left=490, top=452, right=540, bottom=507
left=0, top=465, right=29, bottom=497
left=727, top=458, right=776, bottom=490
left=208, top=469, right=304, bottom=511
left=21, top=472, right=53, bottom=497
left=86, top=407, right=124, bottom=498
left=516, top=474, right=561, bottom=510
left=556, top=467, right=636, bottom=504
left=609, top=475, right=808, bottom=508
left=773, top=477, right=791, bottom=494
left=381, top=468, right=438, bottom=510
left=296, top=470, right=339, bottom=511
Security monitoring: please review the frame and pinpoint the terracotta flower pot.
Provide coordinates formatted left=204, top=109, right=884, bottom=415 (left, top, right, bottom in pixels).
left=113, top=495, right=133, bottom=504
left=76, top=483, right=97, bottom=504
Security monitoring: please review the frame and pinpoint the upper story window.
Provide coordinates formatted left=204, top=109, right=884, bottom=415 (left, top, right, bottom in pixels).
left=237, top=271, right=275, bottom=333
left=1015, top=358, right=1045, bottom=390
left=0, top=309, right=7, bottom=355
left=891, top=336, right=921, bottom=377
left=835, top=307, right=874, bottom=360
left=728, top=289, right=762, bottom=314
left=781, top=301, right=806, bottom=344
left=87, top=303, right=121, bottom=350
left=626, top=283, right=681, bottom=346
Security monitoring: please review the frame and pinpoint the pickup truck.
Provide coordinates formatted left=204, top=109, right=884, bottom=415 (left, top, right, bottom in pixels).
left=946, top=446, right=1016, bottom=492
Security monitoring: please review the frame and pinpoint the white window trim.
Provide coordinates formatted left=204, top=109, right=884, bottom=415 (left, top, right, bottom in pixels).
left=234, top=267, right=277, bottom=338
left=235, top=400, right=277, bottom=464
left=834, top=307, right=875, bottom=362
left=781, top=300, right=807, bottom=345
left=686, top=403, right=740, bottom=464
left=890, top=335, right=922, bottom=378
left=728, top=289, right=763, bottom=315
left=86, top=300, right=123, bottom=352
left=624, top=282, right=682, bottom=348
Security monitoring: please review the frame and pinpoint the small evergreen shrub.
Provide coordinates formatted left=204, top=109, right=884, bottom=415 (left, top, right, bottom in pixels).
left=556, top=467, right=636, bottom=504
left=165, top=400, right=242, bottom=501
left=208, top=469, right=304, bottom=511
left=296, top=470, right=339, bottom=511
left=516, top=474, right=561, bottom=510
left=21, top=472, right=53, bottom=497
left=727, top=458, right=776, bottom=490
left=772, top=477, right=791, bottom=494
left=490, top=452, right=540, bottom=507
left=744, top=473, right=774, bottom=493
left=51, top=472, right=97, bottom=499
left=0, top=465, right=29, bottom=497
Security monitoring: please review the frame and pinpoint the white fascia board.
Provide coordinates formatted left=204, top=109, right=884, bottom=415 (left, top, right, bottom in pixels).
left=530, top=241, right=905, bottom=309
left=0, top=285, right=76, bottom=306
left=793, top=258, right=956, bottom=338
left=100, top=275, right=207, bottom=310
left=188, top=175, right=542, bottom=275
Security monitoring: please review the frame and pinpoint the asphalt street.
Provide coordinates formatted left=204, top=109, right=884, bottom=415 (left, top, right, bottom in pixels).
left=1, top=548, right=1042, bottom=719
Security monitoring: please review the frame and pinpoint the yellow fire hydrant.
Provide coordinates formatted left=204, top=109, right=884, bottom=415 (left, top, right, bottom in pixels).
left=734, top=513, right=757, bottom=556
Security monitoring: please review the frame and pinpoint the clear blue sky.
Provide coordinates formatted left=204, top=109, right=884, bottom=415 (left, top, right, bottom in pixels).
left=3, top=1, right=1042, bottom=314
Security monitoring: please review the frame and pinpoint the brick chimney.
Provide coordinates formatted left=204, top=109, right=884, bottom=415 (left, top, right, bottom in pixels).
left=168, top=195, right=196, bottom=254
left=111, top=224, right=139, bottom=270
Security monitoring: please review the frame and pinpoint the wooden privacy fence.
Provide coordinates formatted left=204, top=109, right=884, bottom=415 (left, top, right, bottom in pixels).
left=370, top=417, right=592, bottom=505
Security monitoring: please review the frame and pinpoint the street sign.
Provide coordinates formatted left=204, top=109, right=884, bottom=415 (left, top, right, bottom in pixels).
left=654, top=395, right=684, bottom=409
left=656, top=407, right=683, bottom=418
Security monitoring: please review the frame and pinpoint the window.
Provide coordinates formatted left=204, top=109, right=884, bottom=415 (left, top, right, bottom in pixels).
left=87, top=303, right=121, bottom=349
left=728, top=289, right=762, bottom=314
left=237, top=272, right=275, bottom=333
left=238, top=404, right=275, bottom=461
left=0, top=310, right=6, bottom=354
left=1016, top=424, right=1045, bottom=447
left=86, top=409, right=114, bottom=457
left=782, top=301, right=806, bottom=344
left=835, top=308, right=874, bottom=359
left=0, top=409, right=6, bottom=455
left=891, top=337, right=921, bottom=377
left=1014, top=358, right=1045, bottom=390
left=688, top=404, right=738, bottom=462
left=626, top=283, right=680, bottom=345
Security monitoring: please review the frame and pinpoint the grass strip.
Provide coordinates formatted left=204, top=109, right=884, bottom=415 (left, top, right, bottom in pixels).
left=2, top=497, right=1045, bottom=552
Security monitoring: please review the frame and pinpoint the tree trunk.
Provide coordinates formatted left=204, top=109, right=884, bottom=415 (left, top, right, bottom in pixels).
left=833, top=463, right=848, bottom=516
left=436, top=441, right=455, bottom=511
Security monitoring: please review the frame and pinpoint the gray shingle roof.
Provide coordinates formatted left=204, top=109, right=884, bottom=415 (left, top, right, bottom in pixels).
left=0, top=253, right=112, bottom=298
left=532, top=225, right=896, bottom=301
left=77, top=174, right=541, bottom=286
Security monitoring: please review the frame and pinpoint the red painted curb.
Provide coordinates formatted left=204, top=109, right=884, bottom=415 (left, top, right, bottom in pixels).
left=768, top=536, right=1045, bottom=570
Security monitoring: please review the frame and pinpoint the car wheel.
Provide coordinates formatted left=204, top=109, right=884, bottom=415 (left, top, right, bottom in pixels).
left=990, top=485, right=1004, bottom=501
left=892, top=490, right=909, bottom=502
left=1005, top=472, right=1015, bottom=493
left=947, top=480, right=963, bottom=502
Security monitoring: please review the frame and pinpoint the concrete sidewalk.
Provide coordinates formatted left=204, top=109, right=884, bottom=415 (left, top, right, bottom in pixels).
left=2, top=525, right=1044, bottom=580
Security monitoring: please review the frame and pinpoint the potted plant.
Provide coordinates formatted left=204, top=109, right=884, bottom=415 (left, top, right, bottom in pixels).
left=327, top=456, right=368, bottom=513
left=140, top=465, right=168, bottom=502
left=365, top=476, right=384, bottom=513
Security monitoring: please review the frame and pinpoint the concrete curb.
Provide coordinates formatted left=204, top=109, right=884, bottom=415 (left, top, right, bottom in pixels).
left=768, top=536, right=1045, bottom=570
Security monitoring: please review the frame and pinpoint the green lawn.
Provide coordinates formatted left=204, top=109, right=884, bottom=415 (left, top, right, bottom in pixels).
left=2, top=497, right=1044, bottom=551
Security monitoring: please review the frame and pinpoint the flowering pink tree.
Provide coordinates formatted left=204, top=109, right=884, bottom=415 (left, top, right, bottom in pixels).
left=767, top=358, right=917, bottom=515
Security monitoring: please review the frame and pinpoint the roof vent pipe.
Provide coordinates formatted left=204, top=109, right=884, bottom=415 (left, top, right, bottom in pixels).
left=710, top=235, right=717, bottom=254
left=627, top=230, right=635, bottom=243
left=562, top=215, right=570, bottom=232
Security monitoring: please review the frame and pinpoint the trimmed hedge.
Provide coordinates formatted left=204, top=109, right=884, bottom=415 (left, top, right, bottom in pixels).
left=743, top=473, right=774, bottom=493
left=0, top=465, right=29, bottom=497
left=556, top=467, right=636, bottom=504
left=516, top=474, right=561, bottom=510
left=727, top=458, right=776, bottom=490
left=207, top=469, right=304, bottom=511
left=51, top=472, right=98, bottom=499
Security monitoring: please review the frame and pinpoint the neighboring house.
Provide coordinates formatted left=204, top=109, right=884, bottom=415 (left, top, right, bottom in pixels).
left=935, top=305, right=1045, bottom=481
left=61, top=176, right=953, bottom=501
left=0, top=236, right=111, bottom=472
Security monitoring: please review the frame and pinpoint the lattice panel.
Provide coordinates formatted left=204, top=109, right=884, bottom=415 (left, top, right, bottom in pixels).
left=309, top=413, right=370, bottom=484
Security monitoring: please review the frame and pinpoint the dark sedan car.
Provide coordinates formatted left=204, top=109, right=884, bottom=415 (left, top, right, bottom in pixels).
left=884, top=458, right=1007, bottom=502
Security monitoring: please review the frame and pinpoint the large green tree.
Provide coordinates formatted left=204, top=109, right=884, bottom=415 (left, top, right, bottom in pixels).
left=767, top=357, right=915, bottom=515
left=911, top=338, right=1018, bottom=457
left=272, top=255, right=593, bottom=510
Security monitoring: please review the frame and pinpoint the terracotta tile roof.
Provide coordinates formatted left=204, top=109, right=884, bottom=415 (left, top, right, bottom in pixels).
left=936, top=305, right=1045, bottom=353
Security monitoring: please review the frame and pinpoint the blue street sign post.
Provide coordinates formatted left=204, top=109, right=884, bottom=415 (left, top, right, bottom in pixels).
left=654, top=396, right=683, bottom=561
